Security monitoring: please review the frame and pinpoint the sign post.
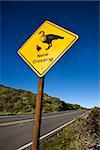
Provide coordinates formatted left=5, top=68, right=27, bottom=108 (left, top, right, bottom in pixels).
left=18, top=20, right=79, bottom=150
left=32, top=77, right=44, bottom=150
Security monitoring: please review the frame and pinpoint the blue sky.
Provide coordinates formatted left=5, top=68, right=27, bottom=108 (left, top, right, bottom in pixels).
left=0, top=1, right=99, bottom=108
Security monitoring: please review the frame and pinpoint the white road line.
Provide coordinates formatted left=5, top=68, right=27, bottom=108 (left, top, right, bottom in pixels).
left=0, top=119, right=34, bottom=127
left=0, top=111, right=80, bottom=127
left=17, top=119, right=76, bottom=150
left=17, top=111, right=87, bottom=150
left=17, top=142, right=33, bottom=150
left=40, top=119, right=76, bottom=140
left=42, top=111, right=78, bottom=120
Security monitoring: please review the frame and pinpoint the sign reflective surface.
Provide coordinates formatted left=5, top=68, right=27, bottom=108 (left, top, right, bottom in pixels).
left=18, top=20, right=79, bottom=77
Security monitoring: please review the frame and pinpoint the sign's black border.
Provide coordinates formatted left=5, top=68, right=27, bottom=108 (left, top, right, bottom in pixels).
left=18, top=21, right=78, bottom=76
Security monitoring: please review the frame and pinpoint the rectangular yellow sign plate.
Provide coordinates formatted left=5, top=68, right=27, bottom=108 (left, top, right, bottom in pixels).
left=18, top=20, right=79, bottom=77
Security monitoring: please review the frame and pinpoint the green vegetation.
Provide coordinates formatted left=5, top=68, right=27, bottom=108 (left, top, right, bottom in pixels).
left=40, top=108, right=100, bottom=150
left=0, top=84, right=84, bottom=115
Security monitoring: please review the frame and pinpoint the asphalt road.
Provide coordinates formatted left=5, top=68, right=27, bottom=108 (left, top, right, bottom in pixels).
left=0, top=110, right=87, bottom=150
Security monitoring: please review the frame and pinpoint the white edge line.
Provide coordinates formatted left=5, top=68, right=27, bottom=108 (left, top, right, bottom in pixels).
left=40, top=118, right=76, bottom=140
left=17, top=119, right=76, bottom=150
left=17, top=142, right=33, bottom=150
left=17, top=111, right=87, bottom=150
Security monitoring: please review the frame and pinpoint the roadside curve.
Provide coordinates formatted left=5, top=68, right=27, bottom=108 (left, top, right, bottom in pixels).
left=17, top=110, right=88, bottom=150
left=0, top=110, right=87, bottom=150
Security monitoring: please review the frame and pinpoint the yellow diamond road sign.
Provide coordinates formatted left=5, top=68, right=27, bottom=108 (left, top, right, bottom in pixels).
left=18, top=20, right=79, bottom=77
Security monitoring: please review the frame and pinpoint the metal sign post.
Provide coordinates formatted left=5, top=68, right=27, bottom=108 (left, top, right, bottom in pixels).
left=17, top=20, right=79, bottom=150
left=32, top=77, right=44, bottom=150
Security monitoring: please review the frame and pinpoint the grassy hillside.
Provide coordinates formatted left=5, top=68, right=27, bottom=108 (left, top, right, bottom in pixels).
left=0, top=84, right=84, bottom=115
left=40, top=108, right=100, bottom=150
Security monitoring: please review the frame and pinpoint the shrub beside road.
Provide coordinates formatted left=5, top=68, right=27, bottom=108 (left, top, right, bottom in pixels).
left=0, top=84, right=84, bottom=115
left=40, top=108, right=100, bottom=150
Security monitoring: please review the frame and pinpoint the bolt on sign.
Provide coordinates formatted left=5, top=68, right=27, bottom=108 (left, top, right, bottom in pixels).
left=18, top=20, right=79, bottom=77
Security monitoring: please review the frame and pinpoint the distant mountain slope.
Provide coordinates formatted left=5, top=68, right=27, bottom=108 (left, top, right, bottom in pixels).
left=0, top=85, right=84, bottom=114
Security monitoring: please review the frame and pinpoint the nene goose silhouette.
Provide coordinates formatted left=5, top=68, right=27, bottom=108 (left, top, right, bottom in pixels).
left=39, top=31, right=64, bottom=50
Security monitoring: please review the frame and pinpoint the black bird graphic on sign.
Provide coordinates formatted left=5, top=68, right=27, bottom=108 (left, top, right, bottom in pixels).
left=39, top=31, right=64, bottom=50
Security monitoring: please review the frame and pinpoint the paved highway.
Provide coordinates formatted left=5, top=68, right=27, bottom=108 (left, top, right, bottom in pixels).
left=0, top=110, right=87, bottom=150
